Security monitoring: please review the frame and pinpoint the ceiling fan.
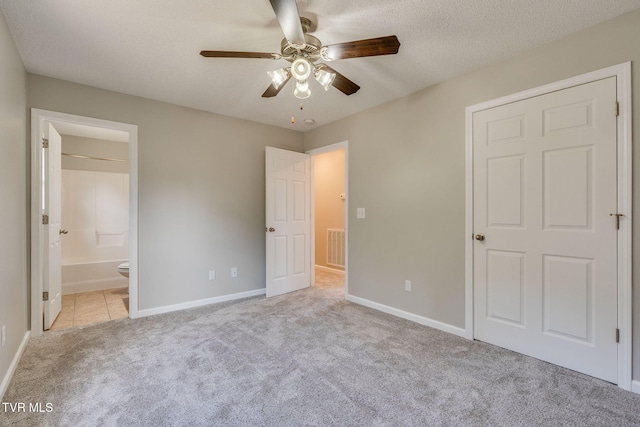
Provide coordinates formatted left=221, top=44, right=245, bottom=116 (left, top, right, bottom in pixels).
left=200, top=0, right=401, bottom=99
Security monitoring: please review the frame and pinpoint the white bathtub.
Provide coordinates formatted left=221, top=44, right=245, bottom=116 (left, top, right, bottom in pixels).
left=61, top=259, right=129, bottom=295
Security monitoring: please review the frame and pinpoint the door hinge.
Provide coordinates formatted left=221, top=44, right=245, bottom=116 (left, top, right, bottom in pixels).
left=615, top=101, right=620, bottom=117
left=42, top=138, right=49, bottom=148
left=42, top=291, right=49, bottom=302
left=42, top=214, right=49, bottom=225
left=609, top=213, right=623, bottom=230
left=616, top=328, right=620, bottom=343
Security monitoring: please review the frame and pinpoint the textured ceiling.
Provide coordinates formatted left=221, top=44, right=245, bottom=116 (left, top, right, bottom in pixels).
left=2, top=0, right=640, bottom=131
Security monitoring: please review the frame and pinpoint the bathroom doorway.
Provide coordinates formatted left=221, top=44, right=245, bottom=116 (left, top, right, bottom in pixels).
left=309, top=141, right=348, bottom=293
left=53, top=124, right=130, bottom=330
left=30, top=109, right=139, bottom=337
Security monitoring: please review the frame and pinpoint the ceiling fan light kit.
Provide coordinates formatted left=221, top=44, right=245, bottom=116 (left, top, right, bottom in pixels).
left=314, top=67, right=336, bottom=91
left=267, top=68, right=291, bottom=90
left=291, top=57, right=312, bottom=80
left=293, top=80, right=311, bottom=99
left=200, top=0, right=401, bottom=100
left=270, top=59, right=336, bottom=98
left=287, top=56, right=318, bottom=99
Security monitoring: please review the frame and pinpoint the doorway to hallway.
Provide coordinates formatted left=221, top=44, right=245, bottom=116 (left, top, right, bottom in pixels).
left=309, top=141, right=348, bottom=292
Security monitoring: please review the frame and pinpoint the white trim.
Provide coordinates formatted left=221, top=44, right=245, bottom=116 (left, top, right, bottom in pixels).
left=464, top=62, right=633, bottom=390
left=0, top=331, right=30, bottom=400
left=464, top=101, right=475, bottom=341
left=346, top=295, right=467, bottom=338
left=136, top=288, right=265, bottom=318
left=307, top=141, right=349, bottom=295
left=615, top=62, right=633, bottom=392
left=30, top=109, right=139, bottom=335
left=632, top=380, right=640, bottom=395
left=315, top=264, right=345, bottom=275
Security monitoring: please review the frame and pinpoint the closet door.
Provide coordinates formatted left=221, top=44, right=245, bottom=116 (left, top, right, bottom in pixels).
left=472, top=77, right=618, bottom=382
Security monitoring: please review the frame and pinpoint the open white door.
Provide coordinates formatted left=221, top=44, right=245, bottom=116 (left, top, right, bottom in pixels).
left=265, top=147, right=311, bottom=297
left=43, top=122, right=62, bottom=329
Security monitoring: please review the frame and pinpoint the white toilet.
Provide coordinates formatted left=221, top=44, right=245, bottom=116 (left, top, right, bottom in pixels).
left=117, top=262, right=130, bottom=278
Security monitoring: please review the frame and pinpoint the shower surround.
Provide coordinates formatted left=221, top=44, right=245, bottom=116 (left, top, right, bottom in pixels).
left=61, top=169, right=129, bottom=294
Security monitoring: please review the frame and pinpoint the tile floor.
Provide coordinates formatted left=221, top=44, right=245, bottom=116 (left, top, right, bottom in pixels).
left=49, top=287, right=129, bottom=331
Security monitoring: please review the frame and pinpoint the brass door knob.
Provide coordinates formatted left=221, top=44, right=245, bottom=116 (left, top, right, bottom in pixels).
left=475, top=233, right=485, bottom=241
left=266, top=227, right=276, bottom=232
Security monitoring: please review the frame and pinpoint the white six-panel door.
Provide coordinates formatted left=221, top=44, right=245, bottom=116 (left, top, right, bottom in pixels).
left=265, top=147, right=311, bottom=298
left=473, top=77, right=618, bottom=382
left=43, top=122, right=62, bottom=329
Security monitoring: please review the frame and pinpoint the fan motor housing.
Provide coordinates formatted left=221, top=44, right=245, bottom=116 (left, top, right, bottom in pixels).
left=280, top=34, right=322, bottom=61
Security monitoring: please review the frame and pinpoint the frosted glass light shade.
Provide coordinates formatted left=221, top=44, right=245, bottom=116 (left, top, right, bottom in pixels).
left=315, top=68, right=336, bottom=91
left=267, top=68, right=290, bottom=90
left=294, top=80, right=311, bottom=99
left=291, top=57, right=312, bottom=81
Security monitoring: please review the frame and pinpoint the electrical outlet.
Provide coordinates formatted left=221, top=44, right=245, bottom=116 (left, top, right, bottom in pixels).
left=405, top=280, right=412, bottom=292
left=1, top=325, right=5, bottom=347
left=208, top=270, right=216, bottom=280
left=231, top=267, right=238, bottom=278
left=356, top=208, right=366, bottom=219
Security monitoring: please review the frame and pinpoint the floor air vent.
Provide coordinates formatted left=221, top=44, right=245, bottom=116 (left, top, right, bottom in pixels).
left=327, top=229, right=345, bottom=268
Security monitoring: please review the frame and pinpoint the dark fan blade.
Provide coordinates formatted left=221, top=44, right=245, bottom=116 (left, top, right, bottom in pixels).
left=200, top=50, right=280, bottom=59
left=262, top=75, right=292, bottom=98
left=269, top=0, right=305, bottom=46
left=321, top=65, right=360, bottom=95
left=323, top=35, right=400, bottom=61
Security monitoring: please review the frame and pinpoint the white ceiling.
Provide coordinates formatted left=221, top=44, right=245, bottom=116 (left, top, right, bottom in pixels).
left=2, top=1, right=640, bottom=132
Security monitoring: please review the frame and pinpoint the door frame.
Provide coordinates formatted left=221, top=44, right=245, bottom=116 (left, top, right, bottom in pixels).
left=464, top=62, right=632, bottom=390
left=30, top=109, right=139, bottom=336
left=307, top=141, right=349, bottom=294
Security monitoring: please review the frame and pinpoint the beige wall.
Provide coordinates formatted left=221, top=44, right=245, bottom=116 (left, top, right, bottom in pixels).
left=304, top=9, right=640, bottom=380
left=314, top=149, right=345, bottom=269
left=28, top=74, right=304, bottom=310
left=0, top=11, right=28, bottom=395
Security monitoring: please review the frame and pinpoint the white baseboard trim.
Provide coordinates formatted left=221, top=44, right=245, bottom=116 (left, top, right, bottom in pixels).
left=346, top=294, right=467, bottom=338
left=632, top=380, right=640, bottom=395
left=62, top=277, right=129, bottom=295
left=315, top=264, right=345, bottom=275
left=0, top=331, right=30, bottom=401
left=136, top=288, right=266, bottom=318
